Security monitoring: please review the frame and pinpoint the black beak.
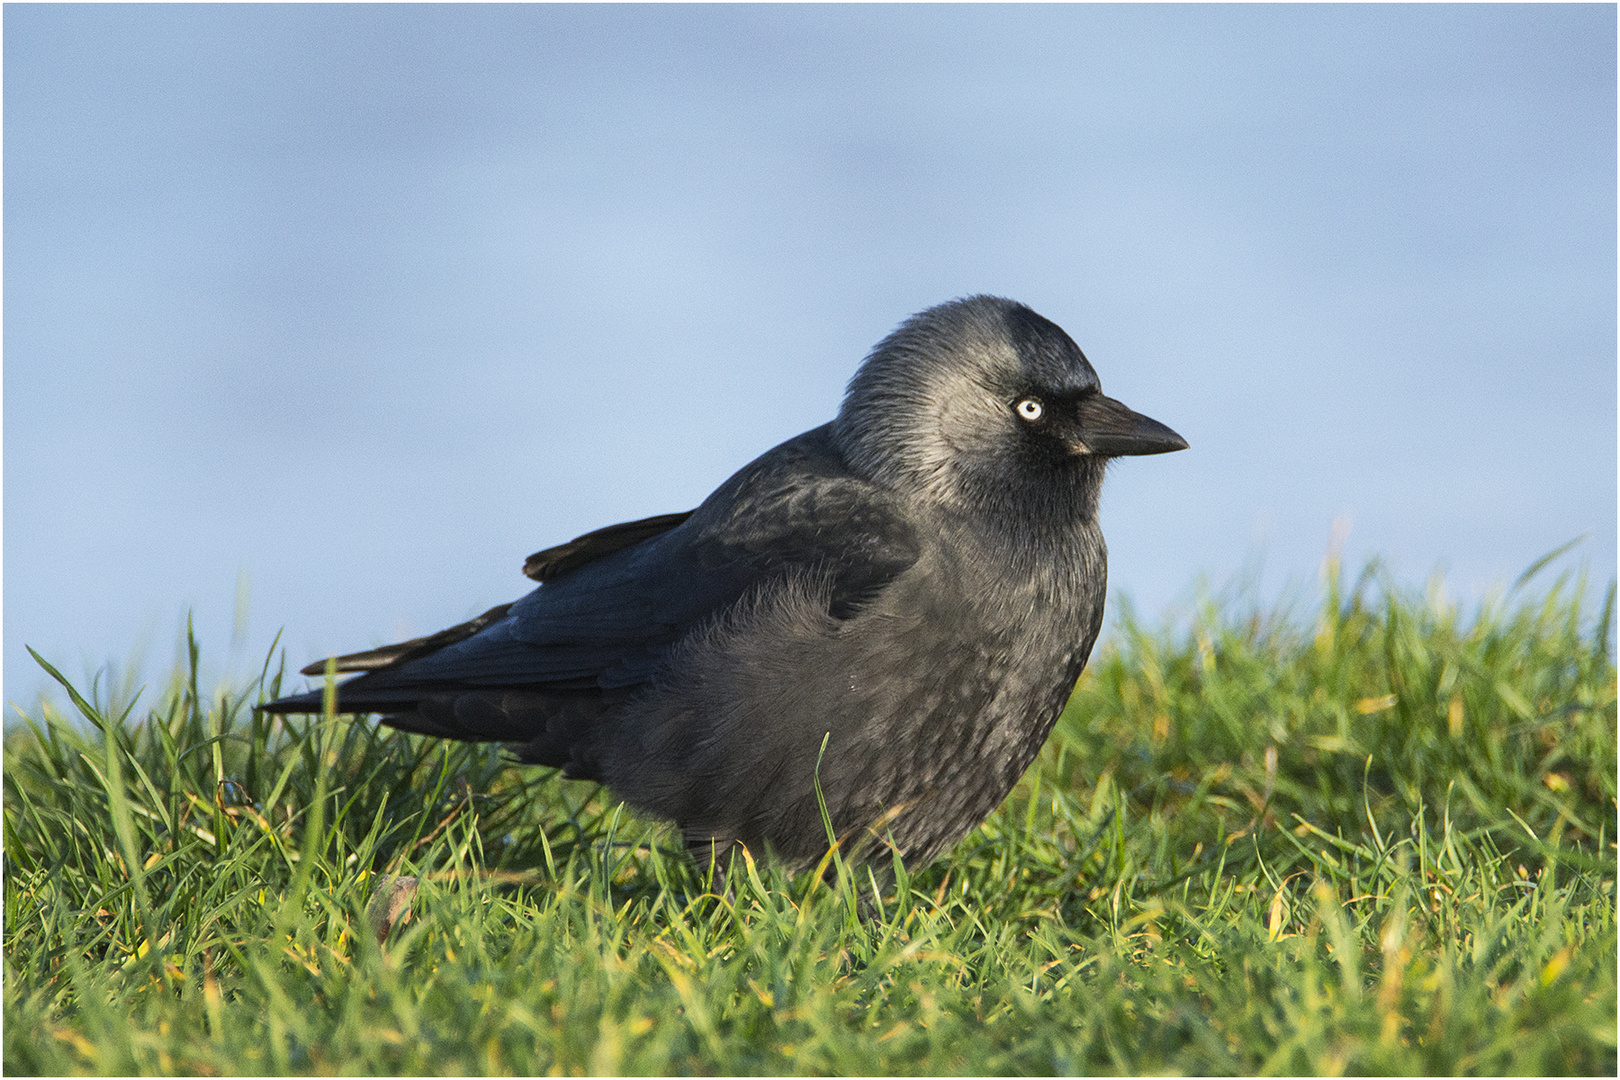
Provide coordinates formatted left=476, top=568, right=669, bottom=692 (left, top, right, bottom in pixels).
left=1072, top=394, right=1188, bottom=457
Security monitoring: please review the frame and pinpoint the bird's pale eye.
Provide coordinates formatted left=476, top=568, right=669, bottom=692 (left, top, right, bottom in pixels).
left=1015, top=398, right=1044, bottom=422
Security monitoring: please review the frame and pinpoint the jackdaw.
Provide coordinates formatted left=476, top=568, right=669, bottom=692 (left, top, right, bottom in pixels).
left=260, top=296, right=1187, bottom=872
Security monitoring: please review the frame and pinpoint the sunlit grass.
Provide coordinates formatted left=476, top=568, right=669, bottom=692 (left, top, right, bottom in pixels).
left=5, top=557, right=1614, bottom=1074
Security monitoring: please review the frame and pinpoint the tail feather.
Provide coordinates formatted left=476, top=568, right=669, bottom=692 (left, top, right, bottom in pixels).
left=257, top=685, right=429, bottom=715
left=257, top=681, right=608, bottom=781
left=388, top=689, right=609, bottom=778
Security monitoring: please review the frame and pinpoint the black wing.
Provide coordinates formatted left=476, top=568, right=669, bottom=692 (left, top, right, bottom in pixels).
left=296, top=510, right=695, bottom=677
left=263, top=424, right=919, bottom=713
left=297, top=603, right=516, bottom=676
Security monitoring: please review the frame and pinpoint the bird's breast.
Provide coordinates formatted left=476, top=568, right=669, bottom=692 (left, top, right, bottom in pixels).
left=825, top=528, right=1104, bottom=856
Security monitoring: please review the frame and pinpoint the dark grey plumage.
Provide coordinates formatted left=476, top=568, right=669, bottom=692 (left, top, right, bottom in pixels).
left=260, top=296, right=1187, bottom=870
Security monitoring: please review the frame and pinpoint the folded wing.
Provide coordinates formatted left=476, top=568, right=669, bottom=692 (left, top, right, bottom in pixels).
left=258, top=426, right=920, bottom=774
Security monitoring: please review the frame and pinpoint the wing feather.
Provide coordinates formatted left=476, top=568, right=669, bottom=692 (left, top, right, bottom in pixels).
left=265, top=425, right=920, bottom=714
left=522, top=511, right=693, bottom=583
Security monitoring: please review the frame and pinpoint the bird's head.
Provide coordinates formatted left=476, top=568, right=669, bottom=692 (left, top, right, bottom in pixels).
left=834, top=296, right=1187, bottom=524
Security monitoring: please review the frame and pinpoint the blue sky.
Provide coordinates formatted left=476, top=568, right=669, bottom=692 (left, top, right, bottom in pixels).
left=6, top=5, right=1615, bottom=711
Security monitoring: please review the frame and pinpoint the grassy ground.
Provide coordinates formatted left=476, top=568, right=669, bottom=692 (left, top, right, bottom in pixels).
left=5, top=558, right=1615, bottom=1075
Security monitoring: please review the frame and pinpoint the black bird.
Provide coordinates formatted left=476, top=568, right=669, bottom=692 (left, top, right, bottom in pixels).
left=260, top=296, right=1187, bottom=871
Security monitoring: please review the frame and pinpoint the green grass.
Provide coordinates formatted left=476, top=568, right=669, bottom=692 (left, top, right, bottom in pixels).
left=5, top=557, right=1615, bottom=1075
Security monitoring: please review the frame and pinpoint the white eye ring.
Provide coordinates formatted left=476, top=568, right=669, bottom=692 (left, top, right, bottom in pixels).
left=1015, top=398, right=1044, bottom=422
